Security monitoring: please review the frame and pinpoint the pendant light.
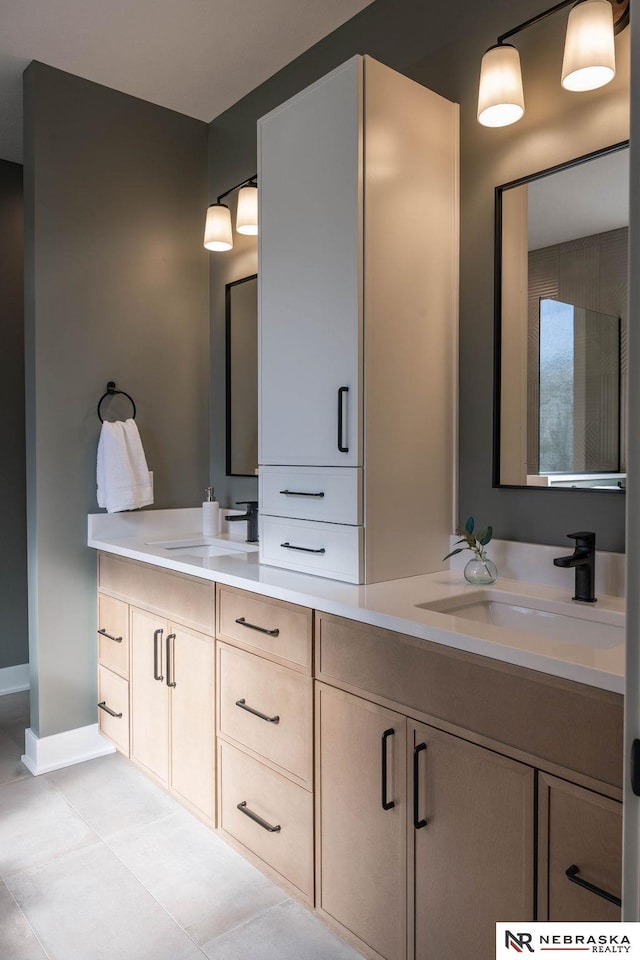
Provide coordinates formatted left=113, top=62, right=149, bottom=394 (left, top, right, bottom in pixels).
left=203, top=175, right=258, bottom=251
left=235, top=183, right=259, bottom=236
left=561, top=0, right=616, bottom=91
left=204, top=203, right=233, bottom=251
left=477, top=0, right=628, bottom=129
left=478, top=44, right=525, bottom=128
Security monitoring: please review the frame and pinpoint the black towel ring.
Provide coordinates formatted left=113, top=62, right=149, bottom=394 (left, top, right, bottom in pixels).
left=97, top=381, right=137, bottom=423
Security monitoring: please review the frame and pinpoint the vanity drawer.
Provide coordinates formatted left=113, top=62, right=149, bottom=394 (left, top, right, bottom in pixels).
left=97, top=593, right=130, bottom=679
left=217, top=585, right=312, bottom=674
left=98, top=665, right=130, bottom=756
left=218, top=643, right=313, bottom=788
left=98, top=553, right=215, bottom=635
left=218, top=741, right=314, bottom=899
left=260, top=465, right=362, bottom=524
left=260, top=515, right=363, bottom=584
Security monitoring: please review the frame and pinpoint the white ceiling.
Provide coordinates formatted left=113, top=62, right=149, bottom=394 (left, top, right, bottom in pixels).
left=527, top=147, right=629, bottom=250
left=0, top=0, right=376, bottom=164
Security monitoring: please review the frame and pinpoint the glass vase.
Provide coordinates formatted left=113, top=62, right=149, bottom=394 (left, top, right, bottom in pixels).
left=464, top=555, right=498, bottom=585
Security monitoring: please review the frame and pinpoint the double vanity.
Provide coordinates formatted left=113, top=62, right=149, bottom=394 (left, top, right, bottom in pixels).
left=88, top=507, right=624, bottom=960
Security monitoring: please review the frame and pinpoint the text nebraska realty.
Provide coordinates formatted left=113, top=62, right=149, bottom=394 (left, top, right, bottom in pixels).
left=540, top=934, right=631, bottom=953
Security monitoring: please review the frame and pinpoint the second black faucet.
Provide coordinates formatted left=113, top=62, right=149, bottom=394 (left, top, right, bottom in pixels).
left=553, top=531, right=597, bottom=603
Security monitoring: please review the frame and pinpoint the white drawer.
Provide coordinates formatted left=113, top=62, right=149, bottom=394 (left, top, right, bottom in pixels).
left=260, top=515, right=363, bottom=583
left=260, top=466, right=362, bottom=524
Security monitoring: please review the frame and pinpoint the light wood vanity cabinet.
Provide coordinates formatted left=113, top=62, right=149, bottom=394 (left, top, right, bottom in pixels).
left=216, top=584, right=315, bottom=902
left=316, top=683, right=534, bottom=960
left=315, top=611, right=623, bottom=958
left=96, top=554, right=215, bottom=823
left=538, top=773, right=622, bottom=921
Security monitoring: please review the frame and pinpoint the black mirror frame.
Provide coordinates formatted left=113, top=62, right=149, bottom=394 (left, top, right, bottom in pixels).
left=225, top=273, right=258, bottom=478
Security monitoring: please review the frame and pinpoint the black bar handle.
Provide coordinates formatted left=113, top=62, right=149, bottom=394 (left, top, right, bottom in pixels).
left=236, top=698, right=280, bottom=724
left=153, top=628, right=164, bottom=682
left=565, top=865, right=621, bottom=907
left=280, top=542, right=326, bottom=554
left=279, top=489, right=325, bottom=498
left=381, top=728, right=395, bottom=810
left=631, top=738, right=640, bottom=796
left=235, top=617, right=280, bottom=637
left=166, top=633, right=176, bottom=688
left=413, top=742, right=428, bottom=829
left=98, top=628, right=123, bottom=644
left=237, top=801, right=281, bottom=833
left=338, top=386, right=349, bottom=452
left=98, top=701, right=123, bottom=719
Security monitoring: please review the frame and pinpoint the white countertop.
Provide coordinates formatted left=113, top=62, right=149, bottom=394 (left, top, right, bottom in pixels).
left=88, top=509, right=625, bottom=694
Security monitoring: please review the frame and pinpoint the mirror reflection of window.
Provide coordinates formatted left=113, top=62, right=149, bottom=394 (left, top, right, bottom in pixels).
left=497, top=142, right=629, bottom=490
left=538, top=299, right=620, bottom=475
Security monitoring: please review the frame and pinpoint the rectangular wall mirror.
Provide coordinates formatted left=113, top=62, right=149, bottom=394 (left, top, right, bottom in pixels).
left=226, top=274, right=258, bottom=477
left=495, top=142, right=628, bottom=492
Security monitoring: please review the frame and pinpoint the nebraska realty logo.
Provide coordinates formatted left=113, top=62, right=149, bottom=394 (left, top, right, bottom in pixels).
left=496, top=923, right=639, bottom=956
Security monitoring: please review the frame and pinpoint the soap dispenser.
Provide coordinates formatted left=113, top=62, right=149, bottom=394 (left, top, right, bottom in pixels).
left=202, top=487, right=220, bottom=536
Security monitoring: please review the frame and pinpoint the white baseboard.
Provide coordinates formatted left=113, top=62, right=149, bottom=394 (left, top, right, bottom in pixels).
left=0, top=663, right=30, bottom=696
left=22, top=723, right=115, bottom=776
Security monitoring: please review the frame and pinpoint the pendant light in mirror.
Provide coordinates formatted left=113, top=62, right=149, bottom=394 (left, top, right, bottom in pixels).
left=477, top=0, right=628, bottom=129
left=203, top=175, right=258, bottom=251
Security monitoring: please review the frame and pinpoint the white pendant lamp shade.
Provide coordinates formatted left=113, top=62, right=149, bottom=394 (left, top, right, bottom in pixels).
left=204, top=203, right=233, bottom=251
left=561, top=0, right=615, bottom=91
left=236, top=184, right=258, bottom=235
left=477, top=44, right=525, bottom=127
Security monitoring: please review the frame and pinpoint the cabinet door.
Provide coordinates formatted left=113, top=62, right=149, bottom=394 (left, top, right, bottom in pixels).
left=258, top=57, right=362, bottom=467
left=538, top=773, right=622, bottom=921
left=316, top=683, right=407, bottom=960
left=411, top=722, right=534, bottom=960
left=168, top=623, right=215, bottom=821
left=130, top=608, right=169, bottom=784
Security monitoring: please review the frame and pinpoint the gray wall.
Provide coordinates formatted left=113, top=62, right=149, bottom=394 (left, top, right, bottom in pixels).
left=24, top=62, right=209, bottom=737
left=0, top=158, right=28, bottom=671
left=208, top=0, right=629, bottom=551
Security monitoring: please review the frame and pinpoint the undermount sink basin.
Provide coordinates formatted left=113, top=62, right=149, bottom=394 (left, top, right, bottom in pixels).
left=145, top=537, right=258, bottom=557
left=419, top=589, right=624, bottom=648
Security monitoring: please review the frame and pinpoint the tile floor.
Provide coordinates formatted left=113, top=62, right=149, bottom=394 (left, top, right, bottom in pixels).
left=0, top=691, right=363, bottom=960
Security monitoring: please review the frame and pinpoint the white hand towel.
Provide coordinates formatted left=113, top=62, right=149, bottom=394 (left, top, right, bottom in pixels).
left=97, top=418, right=154, bottom=513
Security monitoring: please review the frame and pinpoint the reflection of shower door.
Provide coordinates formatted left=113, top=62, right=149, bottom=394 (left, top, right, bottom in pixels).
left=538, top=298, right=620, bottom=473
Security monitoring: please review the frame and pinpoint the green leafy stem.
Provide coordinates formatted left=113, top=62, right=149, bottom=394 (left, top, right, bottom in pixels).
left=443, top=516, right=493, bottom=574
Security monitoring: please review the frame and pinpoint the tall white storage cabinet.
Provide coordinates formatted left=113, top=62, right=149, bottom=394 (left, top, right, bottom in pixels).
left=258, top=55, right=458, bottom=584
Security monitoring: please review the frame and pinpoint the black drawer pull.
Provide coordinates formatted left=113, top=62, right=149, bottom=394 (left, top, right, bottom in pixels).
left=279, top=489, right=325, bottom=498
left=565, top=865, right=621, bottom=907
left=166, top=633, right=176, bottom=688
left=338, top=386, right=349, bottom=452
left=236, top=698, right=280, bottom=724
left=235, top=617, right=280, bottom=637
left=280, top=542, right=326, bottom=554
left=237, top=801, right=281, bottom=833
left=98, top=701, right=123, bottom=719
left=98, top=628, right=123, bottom=644
left=381, top=728, right=395, bottom=810
left=413, top=742, right=428, bottom=829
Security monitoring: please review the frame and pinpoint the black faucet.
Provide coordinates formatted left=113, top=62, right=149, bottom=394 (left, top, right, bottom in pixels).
left=553, top=532, right=597, bottom=603
left=225, top=501, right=259, bottom=543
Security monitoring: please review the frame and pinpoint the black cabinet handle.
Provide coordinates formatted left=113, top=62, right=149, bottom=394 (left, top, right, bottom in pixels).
left=338, top=386, right=349, bottom=452
left=166, top=633, right=176, bottom=688
left=153, top=628, right=164, bottom=682
left=236, top=698, right=280, bottom=724
left=279, top=489, right=325, bottom=498
left=381, top=728, right=395, bottom=810
left=235, top=617, right=280, bottom=637
left=413, top=742, right=428, bottom=829
left=237, top=801, right=281, bottom=833
left=631, top=738, right=640, bottom=796
left=565, top=865, right=621, bottom=907
left=98, top=628, right=123, bottom=644
left=98, top=701, right=123, bottom=719
left=280, top=542, right=326, bottom=554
